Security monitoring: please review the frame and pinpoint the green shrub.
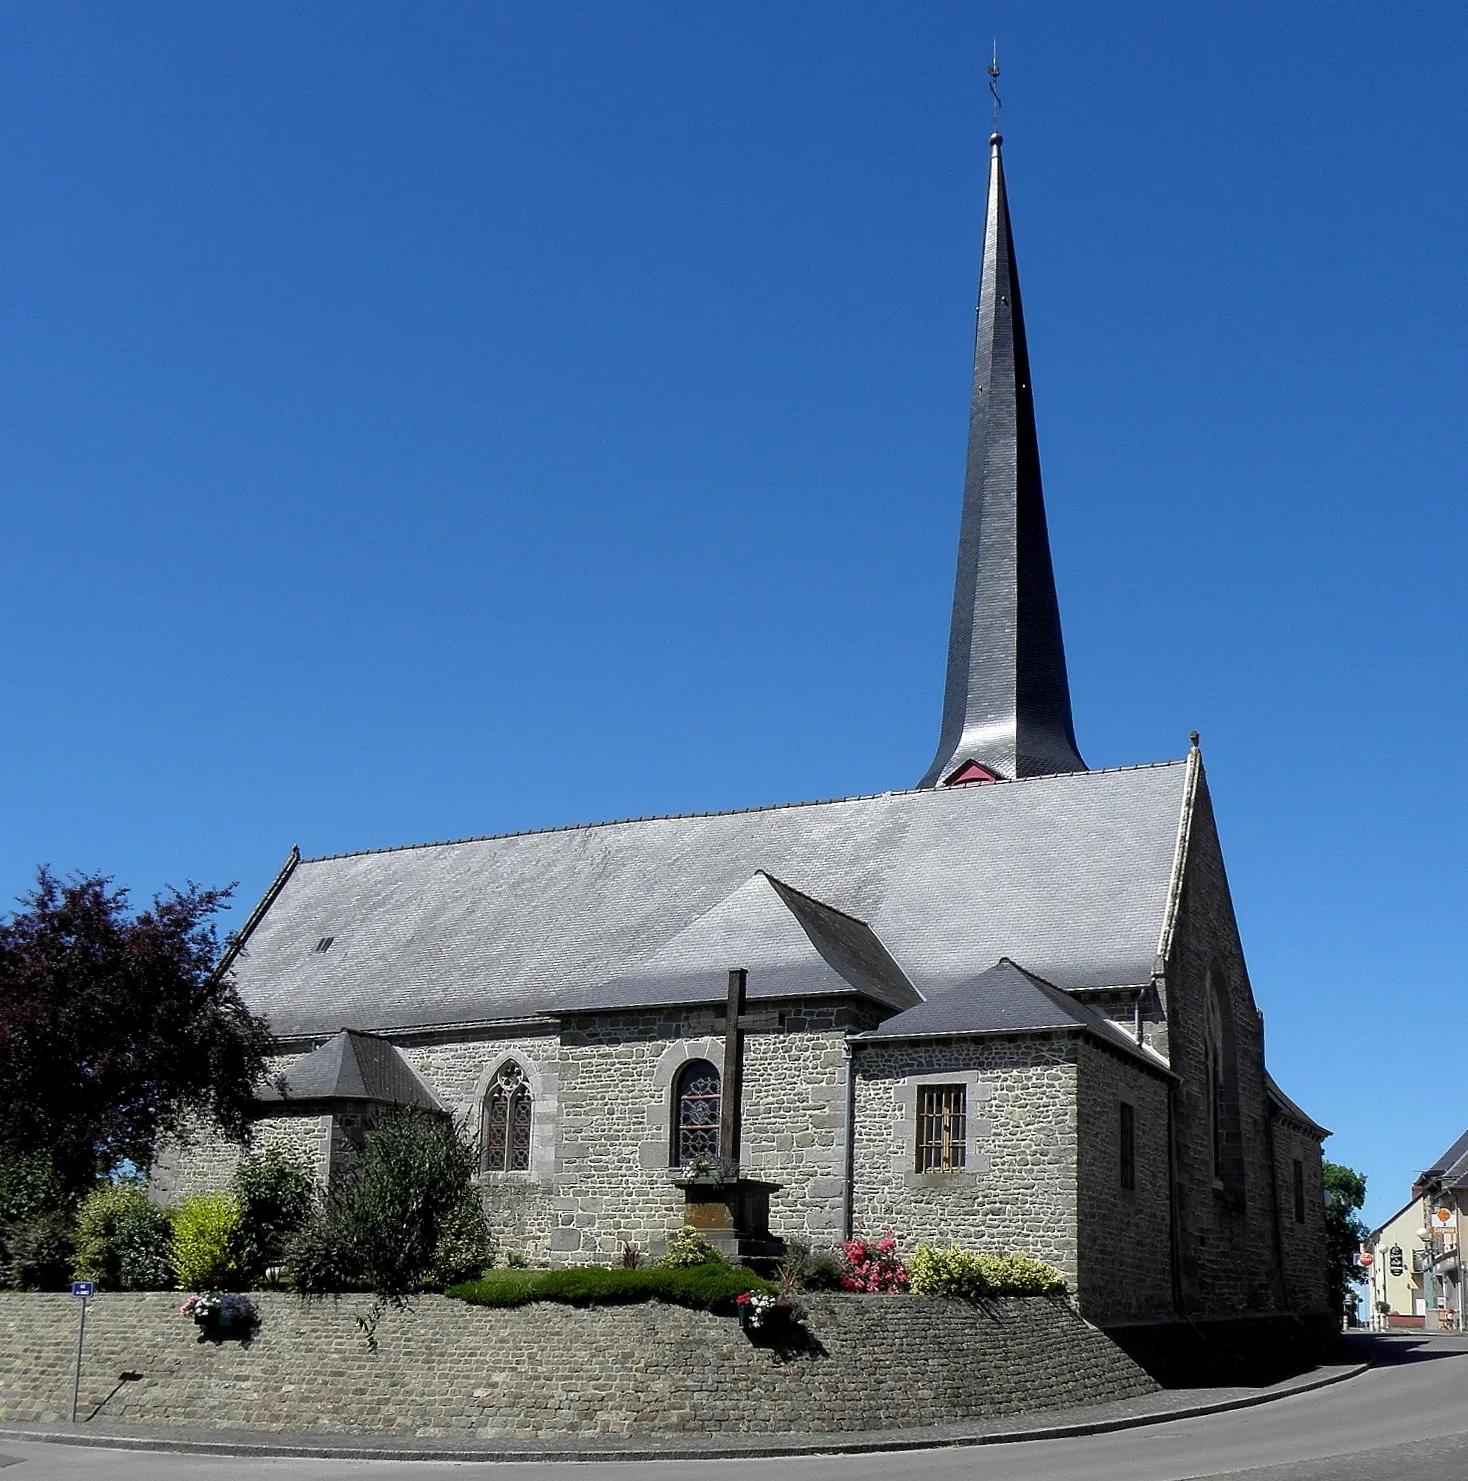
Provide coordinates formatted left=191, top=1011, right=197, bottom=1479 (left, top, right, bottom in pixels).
left=907, top=1246, right=1065, bottom=1298
left=289, top=1109, right=491, bottom=1297
left=1, top=1210, right=75, bottom=1289
left=0, top=1154, right=76, bottom=1289
left=170, top=1192, right=243, bottom=1289
left=658, top=1225, right=721, bottom=1268
left=233, top=1148, right=314, bottom=1281
left=447, top=1262, right=773, bottom=1311
left=73, top=1185, right=172, bottom=1290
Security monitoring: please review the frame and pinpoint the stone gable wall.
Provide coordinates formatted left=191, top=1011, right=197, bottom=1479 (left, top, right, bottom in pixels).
left=0, top=1292, right=1155, bottom=1438
left=1164, top=777, right=1292, bottom=1316
left=850, top=1037, right=1080, bottom=1288
left=1074, top=1041, right=1173, bottom=1320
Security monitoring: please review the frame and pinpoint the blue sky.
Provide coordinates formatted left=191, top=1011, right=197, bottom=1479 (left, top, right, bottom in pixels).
left=3, top=2, right=1464, bottom=1232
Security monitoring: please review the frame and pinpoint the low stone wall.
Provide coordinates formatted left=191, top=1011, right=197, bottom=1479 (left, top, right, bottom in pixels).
left=0, top=1292, right=1155, bottom=1439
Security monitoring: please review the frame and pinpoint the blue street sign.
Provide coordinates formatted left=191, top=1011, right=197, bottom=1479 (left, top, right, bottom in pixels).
left=70, top=1280, right=93, bottom=1299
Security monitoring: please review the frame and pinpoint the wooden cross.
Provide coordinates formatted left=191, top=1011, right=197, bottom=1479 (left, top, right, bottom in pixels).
left=715, top=968, right=779, bottom=1167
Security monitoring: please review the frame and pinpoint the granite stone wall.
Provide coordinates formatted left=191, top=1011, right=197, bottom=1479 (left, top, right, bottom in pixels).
left=1164, top=776, right=1293, bottom=1317
left=1272, top=1117, right=1329, bottom=1316
left=850, top=1037, right=1080, bottom=1288
left=0, top=1292, right=1156, bottom=1438
left=1074, top=1041, right=1174, bottom=1321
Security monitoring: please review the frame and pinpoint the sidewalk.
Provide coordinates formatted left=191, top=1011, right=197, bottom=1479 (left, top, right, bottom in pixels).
left=0, top=1360, right=1366, bottom=1463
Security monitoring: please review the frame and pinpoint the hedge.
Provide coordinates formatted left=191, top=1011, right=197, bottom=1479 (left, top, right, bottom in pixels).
left=447, top=1263, right=774, bottom=1311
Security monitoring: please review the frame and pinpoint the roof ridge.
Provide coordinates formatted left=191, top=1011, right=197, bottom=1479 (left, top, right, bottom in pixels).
left=760, top=870, right=874, bottom=930
left=295, top=755, right=1192, bottom=865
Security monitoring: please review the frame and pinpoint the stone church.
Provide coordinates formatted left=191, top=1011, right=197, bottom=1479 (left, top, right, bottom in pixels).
left=159, top=133, right=1329, bottom=1327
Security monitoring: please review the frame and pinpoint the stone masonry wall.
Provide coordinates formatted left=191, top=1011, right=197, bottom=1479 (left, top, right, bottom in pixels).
left=851, top=1037, right=1079, bottom=1289
left=1075, top=1040, right=1174, bottom=1321
left=1272, top=1117, right=1329, bottom=1315
left=394, top=1027, right=562, bottom=1264
left=1165, top=775, right=1288, bottom=1317
left=550, top=1003, right=869, bottom=1262
left=0, top=1292, right=1156, bottom=1438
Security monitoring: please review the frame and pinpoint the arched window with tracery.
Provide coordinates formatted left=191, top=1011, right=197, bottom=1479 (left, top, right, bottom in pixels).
left=482, top=1061, right=532, bottom=1173
left=672, top=1059, right=721, bottom=1165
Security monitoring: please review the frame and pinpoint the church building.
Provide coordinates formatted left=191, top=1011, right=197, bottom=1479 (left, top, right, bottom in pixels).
left=158, top=132, right=1329, bottom=1328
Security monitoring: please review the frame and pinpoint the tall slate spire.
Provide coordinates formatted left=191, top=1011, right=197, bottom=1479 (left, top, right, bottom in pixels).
left=919, top=133, right=1085, bottom=788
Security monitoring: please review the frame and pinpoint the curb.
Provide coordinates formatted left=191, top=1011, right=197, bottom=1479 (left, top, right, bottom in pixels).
left=0, top=1362, right=1367, bottom=1464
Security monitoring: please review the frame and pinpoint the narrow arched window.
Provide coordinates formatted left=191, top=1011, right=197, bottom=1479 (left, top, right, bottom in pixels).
left=1203, top=967, right=1243, bottom=1199
left=483, top=1061, right=532, bottom=1173
left=673, top=1059, right=721, bottom=1165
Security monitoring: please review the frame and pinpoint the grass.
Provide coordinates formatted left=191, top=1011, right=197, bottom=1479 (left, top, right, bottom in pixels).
left=446, top=1262, right=775, bottom=1311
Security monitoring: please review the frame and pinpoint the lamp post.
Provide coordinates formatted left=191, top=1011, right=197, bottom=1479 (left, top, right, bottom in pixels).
left=1417, top=1221, right=1439, bottom=1331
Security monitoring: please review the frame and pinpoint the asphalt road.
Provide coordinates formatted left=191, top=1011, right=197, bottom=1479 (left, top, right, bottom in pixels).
left=0, top=1334, right=1465, bottom=1481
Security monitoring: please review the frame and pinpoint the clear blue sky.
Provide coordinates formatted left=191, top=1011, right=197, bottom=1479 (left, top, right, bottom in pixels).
left=3, top=3, right=1464, bottom=1232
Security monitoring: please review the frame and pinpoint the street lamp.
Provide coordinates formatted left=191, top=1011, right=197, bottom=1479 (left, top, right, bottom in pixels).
left=1417, top=1222, right=1439, bottom=1329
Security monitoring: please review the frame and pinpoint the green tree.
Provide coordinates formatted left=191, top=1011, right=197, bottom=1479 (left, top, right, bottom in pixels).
left=0, top=869, right=273, bottom=1193
left=233, top=1148, right=314, bottom=1282
left=290, top=1109, right=490, bottom=1299
left=1323, top=1161, right=1369, bottom=1324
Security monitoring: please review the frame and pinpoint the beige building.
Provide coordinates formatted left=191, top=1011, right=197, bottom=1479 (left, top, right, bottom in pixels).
left=1368, top=1130, right=1466, bottom=1331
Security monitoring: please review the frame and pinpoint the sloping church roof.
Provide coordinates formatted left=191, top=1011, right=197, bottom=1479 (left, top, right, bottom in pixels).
left=567, top=871, right=920, bottom=1014
left=256, top=1029, right=442, bottom=1109
left=229, top=758, right=1191, bottom=1038
left=860, top=957, right=1171, bottom=1074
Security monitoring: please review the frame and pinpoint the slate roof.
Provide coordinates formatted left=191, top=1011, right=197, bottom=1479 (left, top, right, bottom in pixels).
left=256, top=1029, right=442, bottom=1110
left=1420, top=1128, right=1468, bottom=1191
left=566, top=872, right=920, bottom=1013
left=858, top=957, right=1171, bottom=1076
left=229, top=759, right=1192, bottom=1038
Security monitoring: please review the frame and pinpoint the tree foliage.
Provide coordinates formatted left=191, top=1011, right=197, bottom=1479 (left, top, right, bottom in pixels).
left=290, top=1109, right=491, bottom=1298
left=0, top=868, right=273, bottom=1191
left=233, top=1148, right=314, bottom=1282
left=1323, top=1160, right=1369, bottom=1323
left=72, top=1184, right=172, bottom=1290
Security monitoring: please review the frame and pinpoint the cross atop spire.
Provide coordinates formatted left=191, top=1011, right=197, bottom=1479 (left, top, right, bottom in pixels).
left=918, top=132, right=1086, bottom=788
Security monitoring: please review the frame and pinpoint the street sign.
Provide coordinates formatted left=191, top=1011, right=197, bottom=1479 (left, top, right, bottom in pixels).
left=1389, top=1246, right=1405, bottom=1277
left=70, top=1281, right=93, bottom=1300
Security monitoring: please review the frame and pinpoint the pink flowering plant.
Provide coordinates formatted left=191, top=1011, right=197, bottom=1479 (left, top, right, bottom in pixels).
left=179, top=1292, right=258, bottom=1330
left=838, top=1231, right=908, bottom=1293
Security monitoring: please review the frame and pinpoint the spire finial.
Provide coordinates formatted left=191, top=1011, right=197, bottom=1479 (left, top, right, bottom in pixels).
left=987, top=41, right=1001, bottom=136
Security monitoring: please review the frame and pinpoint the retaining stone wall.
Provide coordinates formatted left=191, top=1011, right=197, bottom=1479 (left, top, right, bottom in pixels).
left=0, top=1292, right=1155, bottom=1438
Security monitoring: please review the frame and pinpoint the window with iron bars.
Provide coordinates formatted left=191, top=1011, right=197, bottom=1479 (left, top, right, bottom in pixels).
left=915, top=1084, right=967, bottom=1172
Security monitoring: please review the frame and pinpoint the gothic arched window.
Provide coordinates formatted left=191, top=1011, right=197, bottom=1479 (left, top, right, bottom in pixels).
left=482, top=1061, right=532, bottom=1173
left=673, top=1059, right=721, bottom=1165
left=1203, top=968, right=1243, bottom=1199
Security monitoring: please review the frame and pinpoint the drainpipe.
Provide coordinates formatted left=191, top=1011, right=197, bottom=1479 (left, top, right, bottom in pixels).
left=841, top=1038, right=857, bottom=1241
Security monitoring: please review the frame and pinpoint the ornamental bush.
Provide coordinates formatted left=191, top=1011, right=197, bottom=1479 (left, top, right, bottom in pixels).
left=170, top=1191, right=243, bottom=1289
left=907, top=1246, right=1065, bottom=1298
left=233, top=1148, right=313, bottom=1282
left=838, top=1232, right=908, bottom=1292
left=73, top=1184, right=172, bottom=1290
left=448, top=1262, right=772, bottom=1311
left=289, top=1109, right=491, bottom=1297
left=0, top=1154, right=75, bottom=1290
left=658, top=1225, right=722, bottom=1268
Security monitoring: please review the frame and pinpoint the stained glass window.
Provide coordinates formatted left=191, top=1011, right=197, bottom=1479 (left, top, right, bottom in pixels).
left=483, top=1062, right=531, bottom=1173
left=674, top=1060, right=721, bottom=1165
